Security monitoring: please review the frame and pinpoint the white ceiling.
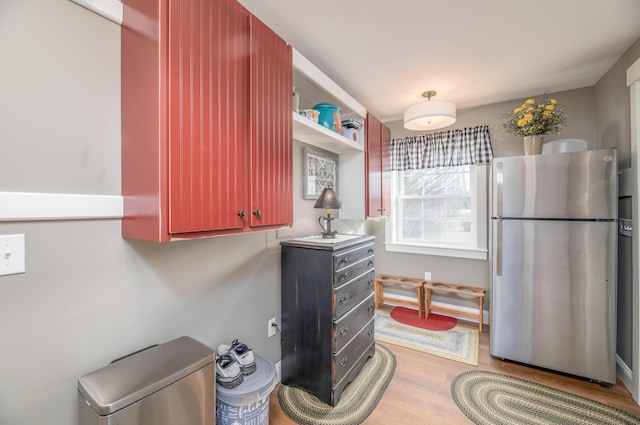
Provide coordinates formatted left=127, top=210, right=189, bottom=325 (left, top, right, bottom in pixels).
left=238, top=0, right=640, bottom=123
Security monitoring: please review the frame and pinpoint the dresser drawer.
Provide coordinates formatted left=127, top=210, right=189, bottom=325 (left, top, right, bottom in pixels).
left=334, top=270, right=375, bottom=318
left=333, top=318, right=375, bottom=385
left=334, top=243, right=375, bottom=273
left=334, top=293, right=375, bottom=353
left=334, top=256, right=375, bottom=287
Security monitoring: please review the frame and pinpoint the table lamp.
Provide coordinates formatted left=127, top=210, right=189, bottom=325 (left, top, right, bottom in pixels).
left=314, top=187, right=343, bottom=238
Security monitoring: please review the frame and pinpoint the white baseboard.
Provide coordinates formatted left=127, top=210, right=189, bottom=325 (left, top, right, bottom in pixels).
left=275, top=360, right=281, bottom=383
left=617, top=355, right=634, bottom=396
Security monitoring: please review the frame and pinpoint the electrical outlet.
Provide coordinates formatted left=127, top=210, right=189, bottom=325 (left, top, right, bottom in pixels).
left=424, top=272, right=432, bottom=281
left=0, top=234, right=25, bottom=276
left=268, top=317, right=277, bottom=338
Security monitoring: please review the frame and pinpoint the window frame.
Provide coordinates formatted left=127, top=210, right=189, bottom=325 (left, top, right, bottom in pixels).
left=385, top=164, right=489, bottom=260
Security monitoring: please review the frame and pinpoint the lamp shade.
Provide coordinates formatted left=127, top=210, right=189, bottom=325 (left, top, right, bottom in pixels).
left=403, top=100, right=456, bottom=131
left=314, top=188, right=342, bottom=209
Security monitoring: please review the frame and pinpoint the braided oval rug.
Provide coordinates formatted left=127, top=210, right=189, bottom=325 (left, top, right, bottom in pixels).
left=451, top=370, right=640, bottom=425
left=277, top=344, right=396, bottom=425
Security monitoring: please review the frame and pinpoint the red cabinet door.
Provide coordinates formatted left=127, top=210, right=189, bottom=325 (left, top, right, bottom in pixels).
left=168, top=0, right=248, bottom=234
left=365, top=113, right=391, bottom=218
left=380, top=123, right=392, bottom=216
left=248, top=15, right=293, bottom=228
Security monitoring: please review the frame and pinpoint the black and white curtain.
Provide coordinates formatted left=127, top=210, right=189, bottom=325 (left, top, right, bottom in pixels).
left=391, top=124, right=493, bottom=170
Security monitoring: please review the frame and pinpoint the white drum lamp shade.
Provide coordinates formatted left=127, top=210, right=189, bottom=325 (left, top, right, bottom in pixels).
left=403, top=91, right=456, bottom=131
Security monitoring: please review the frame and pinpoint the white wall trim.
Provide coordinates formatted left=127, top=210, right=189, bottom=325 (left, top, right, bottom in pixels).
left=69, top=0, right=123, bottom=25
left=627, top=57, right=640, bottom=87
left=628, top=62, right=640, bottom=403
left=618, top=355, right=633, bottom=390
left=0, top=192, right=123, bottom=221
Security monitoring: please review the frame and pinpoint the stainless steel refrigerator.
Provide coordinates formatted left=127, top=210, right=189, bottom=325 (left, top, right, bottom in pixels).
left=490, top=148, right=618, bottom=385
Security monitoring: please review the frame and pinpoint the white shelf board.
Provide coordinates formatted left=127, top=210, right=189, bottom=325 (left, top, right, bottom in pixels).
left=292, top=49, right=366, bottom=118
left=293, top=113, right=364, bottom=153
left=69, top=0, right=123, bottom=24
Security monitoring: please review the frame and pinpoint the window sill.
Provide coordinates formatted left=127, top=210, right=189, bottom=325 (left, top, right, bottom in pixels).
left=385, top=241, right=488, bottom=260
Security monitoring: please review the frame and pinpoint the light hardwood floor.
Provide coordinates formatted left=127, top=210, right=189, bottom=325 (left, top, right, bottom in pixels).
left=268, top=309, right=640, bottom=424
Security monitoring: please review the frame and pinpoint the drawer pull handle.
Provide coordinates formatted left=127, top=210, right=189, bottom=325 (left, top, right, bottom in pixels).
left=340, top=357, right=348, bottom=367
left=339, top=326, right=348, bottom=336
left=339, top=272, right=348, bottom=281
left=338, top=294, right=349, bottom=305
left=340, top=257, right=348, bottom=265
left=368, top=248, right=374, bottom=254
left=368, top=330, right=373, bottom=336
left=368, top=303, right=374, bottom=312
left=367, top=279, right=374, bottom=286
left=367, top=260, right=374, bottom=266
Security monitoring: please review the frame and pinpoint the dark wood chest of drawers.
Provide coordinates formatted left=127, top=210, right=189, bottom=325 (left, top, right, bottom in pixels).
left=280, top=235, right=376, bottom=406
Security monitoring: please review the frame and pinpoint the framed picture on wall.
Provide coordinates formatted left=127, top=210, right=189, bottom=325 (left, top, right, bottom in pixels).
left=302, top=145, right=338, bottom=199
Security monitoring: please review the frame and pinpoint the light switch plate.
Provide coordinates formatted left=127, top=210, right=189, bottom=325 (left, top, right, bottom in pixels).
left=0, top=234, right=25, bottom=276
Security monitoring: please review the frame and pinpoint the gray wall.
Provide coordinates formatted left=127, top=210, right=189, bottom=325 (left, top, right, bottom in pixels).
left=0, top=3, right=364, bottom=424
left=595, top=37, right=640, bottom=168
left=1, top=1, right=638, bottom=423
left=0, top=1, right=318, bottom=424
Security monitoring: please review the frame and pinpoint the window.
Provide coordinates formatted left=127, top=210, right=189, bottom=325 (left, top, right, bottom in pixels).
left=386, top=164, right=488, bottom=260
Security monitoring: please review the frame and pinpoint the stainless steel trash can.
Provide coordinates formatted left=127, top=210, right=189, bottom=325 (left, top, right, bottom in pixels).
left=78, top=336, right=215, bottom=425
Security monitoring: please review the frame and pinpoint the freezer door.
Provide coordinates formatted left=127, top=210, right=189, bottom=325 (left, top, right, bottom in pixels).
left=492, top=149, right=617, bottom=219
left=490, top=219, right=617, bottom=384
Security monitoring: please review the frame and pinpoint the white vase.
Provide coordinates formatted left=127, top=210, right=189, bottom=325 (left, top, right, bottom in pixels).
left=523, top=135, right=544, bottom=155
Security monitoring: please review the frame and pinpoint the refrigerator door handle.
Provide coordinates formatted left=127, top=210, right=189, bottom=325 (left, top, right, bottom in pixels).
left=496, top=219, right=502, bottom=276
left=495, top=162, right=503, bottom=218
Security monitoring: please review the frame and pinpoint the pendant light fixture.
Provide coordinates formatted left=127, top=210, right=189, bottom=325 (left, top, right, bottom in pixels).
left=403, top=90, right=456, bottom=131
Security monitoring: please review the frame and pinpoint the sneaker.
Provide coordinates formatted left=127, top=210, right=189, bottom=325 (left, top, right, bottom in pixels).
left=215, top=353, right=243, bottom=389
left=218, top=339, right=257, bottom=375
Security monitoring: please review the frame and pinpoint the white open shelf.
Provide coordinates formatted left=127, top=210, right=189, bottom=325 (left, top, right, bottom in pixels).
left=293, top=49, right=366, bottom=154
left=293, top=113, right=364, bottom=152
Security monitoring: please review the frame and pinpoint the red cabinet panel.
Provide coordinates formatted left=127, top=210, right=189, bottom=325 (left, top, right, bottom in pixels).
left=248, top=15, right=293, bottom=228
left=365, top=112, right=391, bottom=218
left=168, top=0, right=247, bottom=234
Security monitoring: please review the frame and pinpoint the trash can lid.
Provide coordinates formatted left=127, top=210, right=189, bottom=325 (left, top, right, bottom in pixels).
left=78, top=336, right=215, bottom=416
left=216, top=354, right=277, bottom=406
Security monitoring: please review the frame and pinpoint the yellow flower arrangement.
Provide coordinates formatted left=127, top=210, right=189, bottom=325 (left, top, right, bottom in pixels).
left=497, top=97, right=567, bottom=137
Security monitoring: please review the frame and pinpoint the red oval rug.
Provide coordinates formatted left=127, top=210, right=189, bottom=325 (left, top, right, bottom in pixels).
left=389, top=306, right=457, bottom=331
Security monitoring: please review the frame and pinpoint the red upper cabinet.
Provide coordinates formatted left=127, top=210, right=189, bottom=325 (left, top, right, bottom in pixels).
left=248, top=15, right=293, bottom=229
left=365, top=113, right=391, bottom=218
left=121, top=0, right=292, bottom=241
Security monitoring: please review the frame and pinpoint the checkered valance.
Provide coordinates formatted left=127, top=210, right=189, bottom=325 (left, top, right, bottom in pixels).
left=391, top=125, right=493, bottom=170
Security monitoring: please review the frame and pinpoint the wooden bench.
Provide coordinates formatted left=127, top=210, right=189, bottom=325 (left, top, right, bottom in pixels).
left=424, top=281, right=486, bottom=332
left=374, top=274, right=426, bottom=318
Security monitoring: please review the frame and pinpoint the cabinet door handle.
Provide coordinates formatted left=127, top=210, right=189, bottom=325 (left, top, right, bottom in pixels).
left=253, top=209, right=261, bottom=217
left=237, top=210, right=246, bottom=217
